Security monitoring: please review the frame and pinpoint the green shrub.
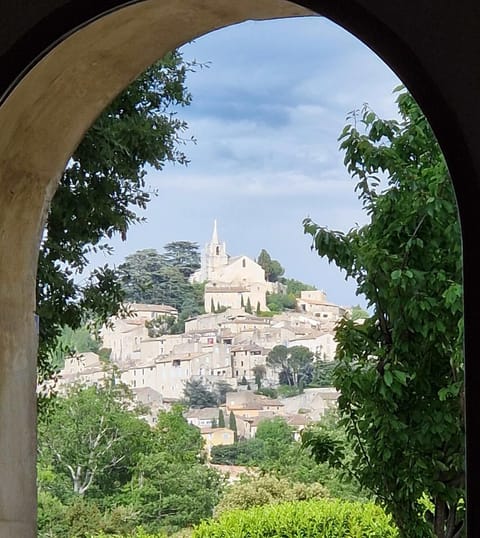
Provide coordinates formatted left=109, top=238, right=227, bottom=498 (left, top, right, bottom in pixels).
left=192, top=498, right=399, bottom=537
left=91, top=528, right=166, bottom=538
left=254, top=387, right=278, bottom=399
left=214, top=475, right=328, bottom=516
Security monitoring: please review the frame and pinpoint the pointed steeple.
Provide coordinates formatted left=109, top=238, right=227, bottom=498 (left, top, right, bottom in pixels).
left=211, top=219, right=219, bottom=244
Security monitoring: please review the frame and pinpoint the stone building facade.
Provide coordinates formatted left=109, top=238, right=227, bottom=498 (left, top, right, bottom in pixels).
left=190, top=220, right=272, bottom=312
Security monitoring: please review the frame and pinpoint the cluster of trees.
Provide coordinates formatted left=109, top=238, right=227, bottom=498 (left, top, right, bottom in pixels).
left=266, top=277, right=317, bottom=313
left=266, top=345, right=315, bottom=387
left=256, top=249, right=285, bottom=283
left=265, top=344, right=334, bottom=390
left=182, top=378, right=234, bottom=408
left=38, top=379, right=369, bottom=537
left=38, top=380, right=224, bottom=537
left=118, top=244, right=205, bottom=333
left=210, top=414, right=367, bottom=503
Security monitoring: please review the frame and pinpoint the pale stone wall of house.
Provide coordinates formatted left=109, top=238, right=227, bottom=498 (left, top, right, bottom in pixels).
left=120, top=361, right=158, bottom=391
left=201, top=427, right=235, bottom=458
left=279, top=388, right=340, bottom=421
left=140, top=334, right=184, bottom=360
left=101, top=320, right=146, bottom=363
left=296, top=290, right=348, bottom=321
left=287, top=332, right=337, bottom=360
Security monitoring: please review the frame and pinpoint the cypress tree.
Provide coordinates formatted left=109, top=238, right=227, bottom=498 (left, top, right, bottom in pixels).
left=229, top=410, right=238, bottom=441
left=218, top=409, right=225, bottom=428
left=245, top=297, right=252, bottom=314
left=210, top=298, right=216, bottom=313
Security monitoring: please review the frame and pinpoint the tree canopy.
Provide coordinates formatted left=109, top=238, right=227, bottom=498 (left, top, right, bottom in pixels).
left=37, top=51, right=198, bottom=387
left=38, top=389, right=224, bottom=536
left=38, top=378, right=152, bottom=499
left=266, top=345, right=315, bottom=387
left=303, top=87, right=464, bottom=537
left=257, top=249, right=285, bottom=282
left=118, top=247, right=202, bottom=311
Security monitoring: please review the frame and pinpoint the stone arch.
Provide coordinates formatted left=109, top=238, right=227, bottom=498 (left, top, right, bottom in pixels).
left=1, top=1, right=480, bottom=536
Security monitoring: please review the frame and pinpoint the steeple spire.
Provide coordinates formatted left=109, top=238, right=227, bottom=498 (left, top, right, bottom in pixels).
left=211, top=219, right=219, bottom=244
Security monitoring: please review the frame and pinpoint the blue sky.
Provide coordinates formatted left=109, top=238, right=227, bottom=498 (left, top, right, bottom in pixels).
left=88, top=15, right=402, bottom=308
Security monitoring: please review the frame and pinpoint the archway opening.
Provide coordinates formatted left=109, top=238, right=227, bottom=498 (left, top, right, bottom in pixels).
left=0, top=1, right=473, bottom=537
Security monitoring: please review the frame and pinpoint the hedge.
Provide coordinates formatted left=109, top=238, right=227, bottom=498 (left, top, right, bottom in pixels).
left=192, top=498, right=399, bottom=537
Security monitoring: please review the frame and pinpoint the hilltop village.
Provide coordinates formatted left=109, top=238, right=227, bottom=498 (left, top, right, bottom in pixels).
left=58, top=222, right=350, bottom=451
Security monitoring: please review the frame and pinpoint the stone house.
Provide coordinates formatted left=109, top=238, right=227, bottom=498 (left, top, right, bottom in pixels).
left=296, top=290, right=349, bottom=322
left=200, top=427, right=235, bottom=459
left=58, top=352, right=110, bottom=388
left=184, top=407, right=220, bottom=429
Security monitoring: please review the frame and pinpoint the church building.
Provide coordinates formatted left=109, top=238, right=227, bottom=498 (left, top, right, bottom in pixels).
left=190, top=220, right=273, bottom=313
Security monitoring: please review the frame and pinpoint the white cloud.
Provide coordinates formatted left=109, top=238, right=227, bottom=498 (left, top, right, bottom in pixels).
left=87, top=16, right=405, bottom=308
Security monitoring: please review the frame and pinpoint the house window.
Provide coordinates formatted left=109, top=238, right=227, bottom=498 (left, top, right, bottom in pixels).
left=172, top=359, right=180, bottom=367
left=216, top=246, right=220, bottom=255
left=242, top=258, right=246, bottom=267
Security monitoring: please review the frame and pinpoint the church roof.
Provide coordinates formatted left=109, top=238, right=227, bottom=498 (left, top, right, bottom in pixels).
left=205, top=286, right=248, bottom=293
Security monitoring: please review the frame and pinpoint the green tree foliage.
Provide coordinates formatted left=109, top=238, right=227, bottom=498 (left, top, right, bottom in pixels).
left=162, top=241, right=201, bottom=278
left=304, top=88, right=464, bottom=537
left=38, top=379, right=152, bottom=499
left=350, top=304, right=369, bottom=320
left=229, top=411, right=238, bottom=441
left=245, top=297, right=253, bottom=314
left=118, top=247, right=203, bottom=313
left=183, top=379, right=218, bottom=409
left=213, top=380, right=234, bottom=405
left=193, top=499, right=398, bottom=538
left=209, top=414, right=366, bottom=502
left=255, top=417, right=294, bottom=461
left=310, top=359, right=336, bottom=387
left=282, top=278, right=316, bottom=296
left=38, top=401, right=224, bottom=536
left=218, top=409, right=225, bottom=428
left=37, top=51, right=197, bottom=386
left=257, top=249, right=285, bottom=282
left=214, top=474, right=328, bottom=517
left=210, top=440, right=264, bottom=466
left=266, top=345, right=314, bottom=387
left=126, top=405, right=224, bottom=533
left=252, top=364, right=267, bottom=390
left=266, top=292, right=297, bottom=312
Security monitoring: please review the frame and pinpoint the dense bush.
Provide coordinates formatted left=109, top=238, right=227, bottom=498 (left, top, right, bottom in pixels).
left=192, top=499, right=399, bottom=537
left=92, top=528, right=193, bottom=538
left=214, top=474, right=328, bottom=516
